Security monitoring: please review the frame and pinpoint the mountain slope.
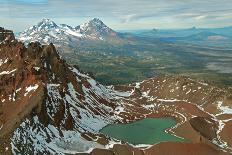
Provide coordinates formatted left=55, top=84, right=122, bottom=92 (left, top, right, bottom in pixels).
left=0, top=40, right=127, bottom=154
left=1, top=30, right=232, bottom=154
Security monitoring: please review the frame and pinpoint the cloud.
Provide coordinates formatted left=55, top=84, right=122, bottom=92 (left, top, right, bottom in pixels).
left=0, top=0, right=232, bottom=31
left=195, top=15, right=207, bottom=20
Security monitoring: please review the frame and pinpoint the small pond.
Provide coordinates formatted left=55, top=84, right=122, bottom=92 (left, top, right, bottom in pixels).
left=100, top=118, right=184, bottom=144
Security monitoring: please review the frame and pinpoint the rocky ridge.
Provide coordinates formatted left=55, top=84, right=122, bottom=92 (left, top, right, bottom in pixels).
left=0, top=27, right=15, bottom=42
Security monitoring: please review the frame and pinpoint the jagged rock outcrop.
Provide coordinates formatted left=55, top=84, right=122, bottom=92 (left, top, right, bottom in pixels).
left=0, top=27, right=15, bottom=42
left=0, top=41, right=65, bottom=137
left=0, top=40, right=120, bottom=154
left=190, top=117, right=218, bottom=140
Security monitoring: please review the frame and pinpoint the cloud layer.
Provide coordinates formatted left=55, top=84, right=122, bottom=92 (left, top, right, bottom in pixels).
left=0, top=0, right=232, bottom=31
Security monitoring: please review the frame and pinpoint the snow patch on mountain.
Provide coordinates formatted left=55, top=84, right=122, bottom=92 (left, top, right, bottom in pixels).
left=10, top=64, right=128, bottom=154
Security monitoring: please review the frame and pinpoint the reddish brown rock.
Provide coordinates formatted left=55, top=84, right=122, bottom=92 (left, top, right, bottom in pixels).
left=112, top=144, right=145, bottom=155
left=189, top=117, right=218, bottom=140
left=0, top=27, right=15, bottom=41
left=144, top=142, right=229, bottom=155
left=90, top=148, right=115, bottom=155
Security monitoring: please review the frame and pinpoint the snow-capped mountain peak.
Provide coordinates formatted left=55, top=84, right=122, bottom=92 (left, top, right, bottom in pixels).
left=87, top=18, right=107, bottom=28
left=26, top=18, right=58, bottom=33
left=79, top=18, right=104, bottom=29
left=37, top=18, right=58, bottom=30
left=78, top=18, right=115, bottom=37
left=18, top=18, right=82, bottom=44
left=17, top=18, right=118, bottom=45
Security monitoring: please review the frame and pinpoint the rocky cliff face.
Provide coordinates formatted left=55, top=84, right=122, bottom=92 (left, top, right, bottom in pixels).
left=1, top=29, right=232, bottom=155
left=0, top=40, right=122, bottom=154
left=0, top=27, right=15, bottom=42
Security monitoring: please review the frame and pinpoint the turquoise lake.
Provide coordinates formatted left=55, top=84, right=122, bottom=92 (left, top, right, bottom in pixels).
left=100, top=118, right=184, bottom=144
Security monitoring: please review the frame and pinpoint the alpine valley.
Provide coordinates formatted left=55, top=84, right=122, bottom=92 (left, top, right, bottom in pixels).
left=0, top=18, right=232, bottom=155
left=17, top=19, right=232, bottom=86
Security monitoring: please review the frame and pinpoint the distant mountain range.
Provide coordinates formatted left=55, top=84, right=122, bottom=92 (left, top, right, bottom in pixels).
left=160, top=31, right=229, bottom=43
left=185, top=31, right=228, bottom=41
left=135, top=26, right=232, bottom=38
left=17, top=18, right=232, bottom=51
left=134, top=27, right=232, bottom=49
left=17, top=18, right=120, bottom=45
left=17, top=18, right=133, bottom=54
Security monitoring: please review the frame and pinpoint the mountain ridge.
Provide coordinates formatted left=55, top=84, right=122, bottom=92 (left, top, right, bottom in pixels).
left=17, top=18, right=119, bottom=44
left=0, top=27, right=15, bottom=42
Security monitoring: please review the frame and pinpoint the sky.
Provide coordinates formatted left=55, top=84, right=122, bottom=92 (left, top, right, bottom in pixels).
left=0, top=0, right=232, bottom=32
